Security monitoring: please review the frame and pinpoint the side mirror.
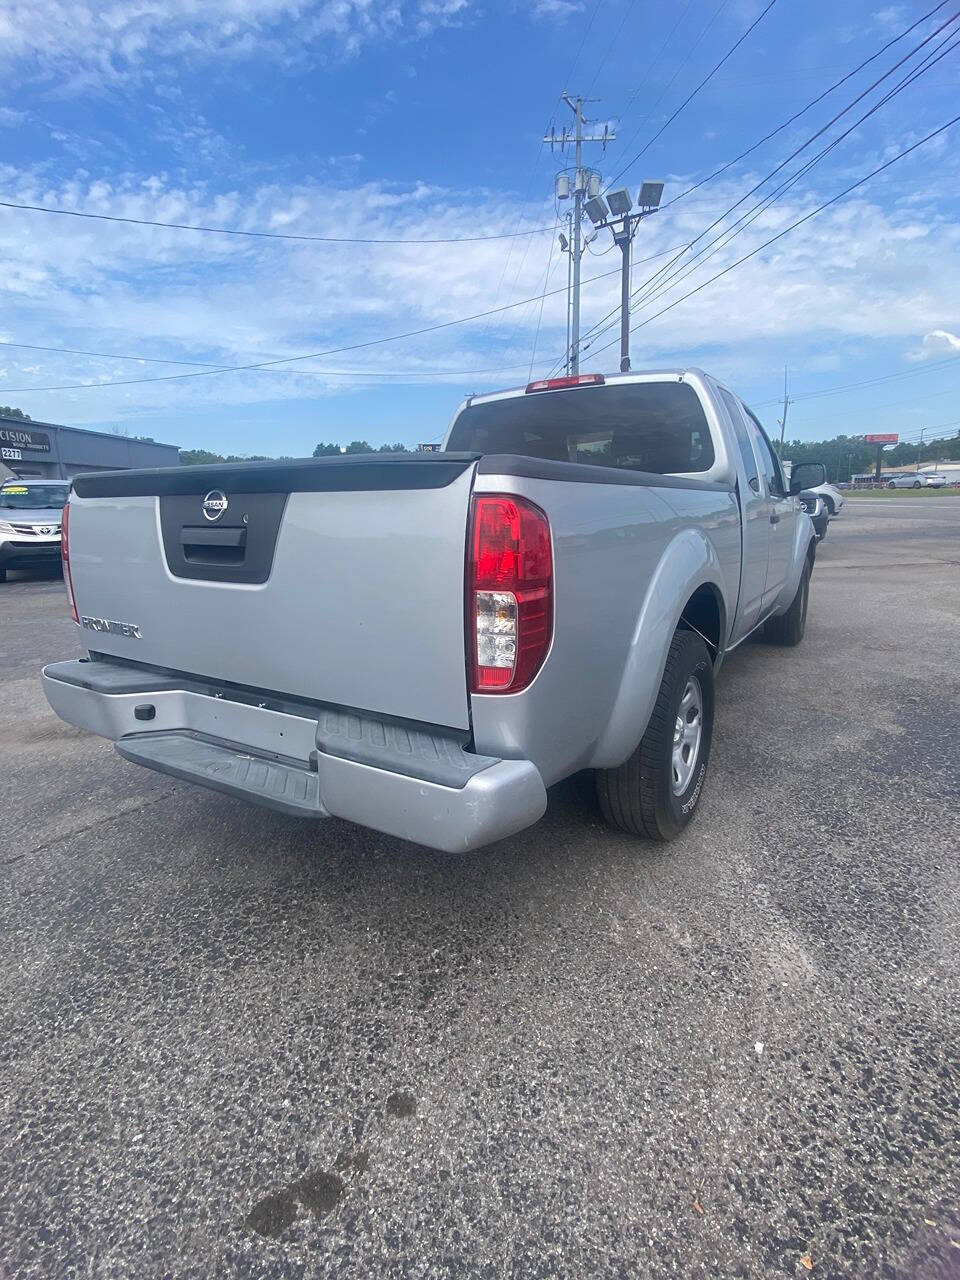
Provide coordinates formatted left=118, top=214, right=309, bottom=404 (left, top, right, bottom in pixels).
left=789, top=462, right=826, bottom=495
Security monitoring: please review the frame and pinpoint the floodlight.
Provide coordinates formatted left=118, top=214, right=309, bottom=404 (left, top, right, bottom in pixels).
left=606, top=187, right=633, bottom=217
left=558, top=232, right=569, bottom=251
left=584, top=194, right=609, bottom=225
left=638, top=181, right=664, bottom=210
left=555, top=173, right=570, bottom=200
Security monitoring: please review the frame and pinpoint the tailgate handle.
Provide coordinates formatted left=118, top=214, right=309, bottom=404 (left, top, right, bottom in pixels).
left=180, top=524, right=247, bottom=564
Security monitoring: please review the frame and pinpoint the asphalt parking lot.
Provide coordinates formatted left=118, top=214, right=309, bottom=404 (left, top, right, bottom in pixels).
left=1, top=499, right=958, bottom=1280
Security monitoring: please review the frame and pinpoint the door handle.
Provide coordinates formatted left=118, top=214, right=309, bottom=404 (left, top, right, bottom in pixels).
left=770, top=513, right=781, bottom=525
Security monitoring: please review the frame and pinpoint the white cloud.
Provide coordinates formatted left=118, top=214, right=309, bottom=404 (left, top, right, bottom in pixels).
left=1, top=163, right=960, bottom=435
left=905, top=330, right=960, bottom=362
left=0, top=0, right=474, bottom=79
left=531, top=0, right=582, bottom=16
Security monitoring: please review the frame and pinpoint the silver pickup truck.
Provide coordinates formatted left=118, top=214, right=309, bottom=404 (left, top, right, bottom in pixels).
left=42, top=370, right=823, bottom=852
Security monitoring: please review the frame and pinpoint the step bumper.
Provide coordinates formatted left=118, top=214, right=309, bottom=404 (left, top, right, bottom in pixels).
left=42, top=660, right=546, bottom=852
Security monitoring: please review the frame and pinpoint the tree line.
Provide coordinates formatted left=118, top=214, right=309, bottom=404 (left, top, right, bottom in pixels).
left=179, top=441, right=414, bottom=465
left=777, top=431, right=960, bottom=481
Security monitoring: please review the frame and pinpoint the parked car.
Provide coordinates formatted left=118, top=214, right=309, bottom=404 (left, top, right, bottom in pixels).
left=887, top=473, right=926, bottom=489
left=0, top=477, right=70, bottom=582
left=808, top=480, right=845, bottom=514
left=42, top=370, right=821, bottom=852
left=923, top=473, right=948, bottom=488
left=799, top=490, right=829, bottom=541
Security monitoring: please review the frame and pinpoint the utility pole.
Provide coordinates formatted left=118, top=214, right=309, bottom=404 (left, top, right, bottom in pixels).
left=559, top=215, right=572, bottom=374
left=778, top=364, right=790, bottom=454
left=546, top=96, right=613, bottom=375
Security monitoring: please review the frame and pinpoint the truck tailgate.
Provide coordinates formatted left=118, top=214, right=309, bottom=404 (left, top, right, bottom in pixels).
left=68, top=455, right=479, bottom=730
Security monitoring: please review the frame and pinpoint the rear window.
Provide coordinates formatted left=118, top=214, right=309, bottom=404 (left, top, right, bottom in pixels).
left=447, top=381, right=715, bottom=474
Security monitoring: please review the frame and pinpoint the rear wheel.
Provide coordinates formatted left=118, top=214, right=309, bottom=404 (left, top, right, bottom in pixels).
left=821, top=495, right=836, bottom=515
left=912, top=480, right=922, bottom=489
left=596, top=629, right=714, bottom=841
left=764, top=560, right=810, bottom=647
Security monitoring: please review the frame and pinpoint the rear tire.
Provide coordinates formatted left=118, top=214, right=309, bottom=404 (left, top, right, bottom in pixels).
left=764, top=560, right=810, bottom=647
left=596, top=629, right=714, bottom=841
left=912, top=480, right=921, bottom=489
left=821, top=495, right=836, bottom=515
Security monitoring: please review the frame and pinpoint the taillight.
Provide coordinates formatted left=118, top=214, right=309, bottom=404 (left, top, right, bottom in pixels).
left=468, top=494, right=552, bottom=693
left=61, top=499, right=79, bottom=624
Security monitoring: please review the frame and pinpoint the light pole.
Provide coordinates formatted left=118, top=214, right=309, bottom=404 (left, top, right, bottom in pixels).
left=584, top=182, right=663, bottom=373
left=916, top=426, right=926, bottom=471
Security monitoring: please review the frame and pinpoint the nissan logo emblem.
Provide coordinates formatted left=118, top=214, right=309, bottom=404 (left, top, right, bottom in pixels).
left=202, top=490, right=229, bottom=522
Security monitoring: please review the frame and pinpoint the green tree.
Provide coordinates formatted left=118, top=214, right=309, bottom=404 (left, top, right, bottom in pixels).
left=180, top=448, right=225, bottom=466
left=0, top=406, right=31, bottom=421
left=344, top=440, right=373, bottom=454
left=376, top=442, right=411, bottom=453
left=312, top=441, right=342, bottom=457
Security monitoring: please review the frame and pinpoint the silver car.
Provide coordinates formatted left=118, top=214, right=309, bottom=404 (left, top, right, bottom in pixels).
left=886, top=473, right=926, bottom=489
left=0, top=478, right=70, bottom=582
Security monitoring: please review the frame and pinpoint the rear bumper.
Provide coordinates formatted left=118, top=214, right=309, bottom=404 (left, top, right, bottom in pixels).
left=41, top=659, right=546, bottom=852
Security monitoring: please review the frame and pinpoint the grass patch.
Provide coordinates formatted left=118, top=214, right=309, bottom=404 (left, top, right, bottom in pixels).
left=844, top=485, right=960, bottom=497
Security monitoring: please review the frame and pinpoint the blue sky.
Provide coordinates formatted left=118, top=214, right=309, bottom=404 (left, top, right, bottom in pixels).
left=0, top=0, right=958, bottom=455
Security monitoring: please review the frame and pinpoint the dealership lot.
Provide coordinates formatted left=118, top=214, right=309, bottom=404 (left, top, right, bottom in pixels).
left=1, top=502, right=958, bottom=1279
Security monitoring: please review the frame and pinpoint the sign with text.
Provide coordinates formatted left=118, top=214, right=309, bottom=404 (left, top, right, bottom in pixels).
left=0, top=426, right=52, bottom=453
left=864, top=433, right=898, bottom=444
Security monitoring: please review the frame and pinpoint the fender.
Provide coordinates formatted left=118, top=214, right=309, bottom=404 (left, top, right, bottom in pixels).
left=588, top=526, right=728, bottom=769
left=769, top=512, right=817, bottom=616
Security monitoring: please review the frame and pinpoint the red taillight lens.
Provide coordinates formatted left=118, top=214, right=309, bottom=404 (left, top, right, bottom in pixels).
left=61, top=499, right=79, bottom=623
left=468, top=494, right=552, bottom=693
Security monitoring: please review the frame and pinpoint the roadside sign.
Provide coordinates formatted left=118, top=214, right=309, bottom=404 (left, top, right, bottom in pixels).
left=865, top=433, right=898, bottom=444
left=418, top=443, right=441, bottom=453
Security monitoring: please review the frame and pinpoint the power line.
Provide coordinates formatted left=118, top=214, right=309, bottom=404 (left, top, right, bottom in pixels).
left=0, top=338, right=537, bottom=380
left=0, top=244, right=685, bottom=390
left=600, top=26, right=960, bottom=348
left=749, top=354, right=960, bottom=409
left=603, top=0, right=779, bottom=192
left=587, top=113, right=960, bottom=359
left=607, top=0, right=723, bottom=173
left=655, top=0, right=953, bottom=213
left=0, top=262, right=629, bottom=394
left=0, top=199, right=556, bottom=246
left=528, top=221, right=562, bottom=379
left=578, top=16, right=960, bottom=359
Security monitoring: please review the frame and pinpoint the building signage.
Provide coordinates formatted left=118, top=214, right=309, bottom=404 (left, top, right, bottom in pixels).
left=864, top=433, right=898, bottom=444
left=0, top=426, right=52, bottom=453
left=1, top=447, right=23, bottom=461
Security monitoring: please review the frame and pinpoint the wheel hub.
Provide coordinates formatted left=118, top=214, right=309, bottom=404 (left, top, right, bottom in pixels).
left=671, top=676, right=703, bottom=795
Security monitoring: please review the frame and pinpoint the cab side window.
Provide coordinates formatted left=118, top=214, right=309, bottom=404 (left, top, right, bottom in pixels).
left=718, top=387, right=759, bottom=492
left=742, top=406, right=786, bottom=496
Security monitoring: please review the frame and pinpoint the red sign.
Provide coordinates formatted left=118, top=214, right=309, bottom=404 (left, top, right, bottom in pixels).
left=865, top=433, right=898, bottom=444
